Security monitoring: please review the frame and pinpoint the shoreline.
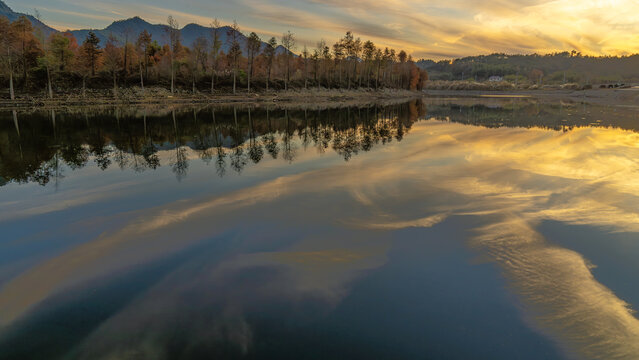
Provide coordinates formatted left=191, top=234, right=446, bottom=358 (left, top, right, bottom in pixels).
left=424, top=87, right=639, bottom=107
left=2, top=87, right=638, bottom=111
left=0, top=88, right=423, bottom=111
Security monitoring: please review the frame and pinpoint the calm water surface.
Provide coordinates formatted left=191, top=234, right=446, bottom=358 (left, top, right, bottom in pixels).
left=1, top=99, right=639, bottom=359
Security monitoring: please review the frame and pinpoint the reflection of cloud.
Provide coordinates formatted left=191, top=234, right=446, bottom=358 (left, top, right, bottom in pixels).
left=70, top=244, right=387, bottom=359
left=3, top=119, right=639, bottom=357
left=0, top=172, right=299, bottom=326
left=0, top=181, right=138, bottom=222
left=473, top=218, right=639, bottom=359
left=348, top=213, right=447, bottom=230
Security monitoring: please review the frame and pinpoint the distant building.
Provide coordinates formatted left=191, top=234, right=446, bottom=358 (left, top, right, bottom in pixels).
left=488, top=76, right=503, bottom=82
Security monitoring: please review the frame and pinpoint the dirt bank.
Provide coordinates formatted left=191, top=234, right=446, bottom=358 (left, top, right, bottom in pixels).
left=0, top=87, right=422, bottom=111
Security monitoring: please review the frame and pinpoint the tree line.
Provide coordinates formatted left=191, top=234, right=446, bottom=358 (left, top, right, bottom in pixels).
left=0, top=15, right=429, bottom=99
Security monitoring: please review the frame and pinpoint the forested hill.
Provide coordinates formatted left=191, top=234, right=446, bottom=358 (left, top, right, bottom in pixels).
left=418, top=53, right=639, bottom=83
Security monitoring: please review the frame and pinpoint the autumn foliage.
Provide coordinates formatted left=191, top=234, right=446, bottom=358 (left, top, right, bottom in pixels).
left=0, top=15, right=429, bottom=98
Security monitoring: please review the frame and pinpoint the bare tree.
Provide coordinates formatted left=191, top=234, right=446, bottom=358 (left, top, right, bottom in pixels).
left=166, top=15, right=180, bottom=93
left=122, top=27, right=133, bottom=77
left=281, top=31, right=295, bottom=91
left=136, top=30, right=152, bottom=91
left=209, top=18, right=222, bottom=93
left=0, top=17, right=15, bottom=99
left=33, top=10, right=53, bottom=98
left=191, top=35, right=208, bottom=93
left=302, top=45, right=309, bottom=89
left=103, top=34, right=122, bottom=98
left=227, top=20, right=242, bottom=95
left=246, top=32, right=261, bottom=93
left=264, top=37, right=276, bottom=92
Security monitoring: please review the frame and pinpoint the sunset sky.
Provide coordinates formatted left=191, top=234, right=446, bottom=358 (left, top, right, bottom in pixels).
left=8, top=0, right=639, bottom=59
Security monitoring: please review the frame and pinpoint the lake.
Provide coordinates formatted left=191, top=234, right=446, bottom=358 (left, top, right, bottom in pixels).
left=1, top=98, right=639, bottom=359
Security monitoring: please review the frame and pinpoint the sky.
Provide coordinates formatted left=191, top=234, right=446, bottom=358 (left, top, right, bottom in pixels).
left=7, top=0, right=639, bottom=59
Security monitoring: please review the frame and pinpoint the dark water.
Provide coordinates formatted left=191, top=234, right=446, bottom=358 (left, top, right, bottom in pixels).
left=1, top=98, right=639, bottom=359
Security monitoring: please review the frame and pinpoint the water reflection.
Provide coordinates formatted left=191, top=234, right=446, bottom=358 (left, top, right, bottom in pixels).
left=1, top=99, right=639, bottom=359
left=0, top=103, right=421, bottom=186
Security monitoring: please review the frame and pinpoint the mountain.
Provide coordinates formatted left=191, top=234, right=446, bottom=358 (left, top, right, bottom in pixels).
left=0, top=0, right=57, bottom=37
left=0, top=1, right=288, bottom=55
left=69, top=17, right=288, bottom=55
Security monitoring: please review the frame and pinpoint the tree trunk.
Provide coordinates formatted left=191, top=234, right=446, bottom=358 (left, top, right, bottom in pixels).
left=266, top=66, right=271, bottom=92
left=12, top=110, right=19, bottom=136
left=46, top=65, right=53, bottom=99
left=285, top=54, right=290, bottom=91
left=144, top=50, right=148, bottom=79
left=247, top=59, right=252, bottom=93
left=233, top=66, right=237, bottom=95
left=9, top=68, right=15, bottom=100
left=123, top=43, right=128, bottom=76
left=211, top=69, right=215, bottom=93
left=139, top=62, right=144, bottom=91
left=170, top=56, right=175, bottom=93
left=192, top=75, right=196, bottom=94
left=113, top=71, right=118, bottom=98
left=82, top=76, right=86, bottom=98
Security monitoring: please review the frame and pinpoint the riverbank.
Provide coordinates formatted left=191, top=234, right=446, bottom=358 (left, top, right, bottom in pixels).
left=0, top=88, right=422, bottom=111
left=424, top=87, right=639, bottom=107
left=3, top=86, right=638, bottom=111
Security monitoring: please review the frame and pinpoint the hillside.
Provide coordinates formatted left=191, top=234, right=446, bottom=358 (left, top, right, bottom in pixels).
left=70, top=17, right=288, bottom=54
left=418, top=53, right=639, bottom=84
left=0, top=0, right=56, bottom=37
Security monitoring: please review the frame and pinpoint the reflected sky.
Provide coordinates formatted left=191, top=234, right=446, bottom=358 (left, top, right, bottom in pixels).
left=1, top=100, right=639, bottom=359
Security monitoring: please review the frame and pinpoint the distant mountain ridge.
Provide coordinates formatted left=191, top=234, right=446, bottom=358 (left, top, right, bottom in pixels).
left=0, top=0, right=287, bottom=54
left=0, top=0, right=57, bottom=37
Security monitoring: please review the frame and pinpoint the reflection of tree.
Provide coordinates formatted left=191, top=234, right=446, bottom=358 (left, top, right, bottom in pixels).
left=229, top=107, right=249, bottom=174
left=263, top=108, right=279, bottom=159
left=193, top=110, right=215, bottom=165
left=171, top=147, right=189, bottom=181
left=142, top=112, right=160, bottom=169
left=247, top=109, right=264, bottom=164
left=0, top=101, right=427, bottom=185
left=60, top=144, right=89, bottom=170
left=141, top=143, right=160, bottom=170
left=88, top=127, right=112, bottom=171
left=211, top=109, right=227, bottom=178
left=282, top=110, right=296, bottom=163
left=170, top=111, right=190, bottom=181
left=230, top=147, right=247, bottom=174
